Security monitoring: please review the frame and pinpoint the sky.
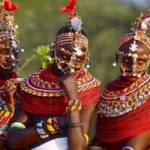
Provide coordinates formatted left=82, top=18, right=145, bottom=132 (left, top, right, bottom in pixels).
left=121, top=0, right=150, bottom=7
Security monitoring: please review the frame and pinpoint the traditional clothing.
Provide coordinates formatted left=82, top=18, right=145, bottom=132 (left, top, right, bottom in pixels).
left=0, top=71, right=19, bottom=140
left=96, top=74, right=150, bottom=143
left=0, top=0, right=21, bottom=146
left=93, top=9, right=150, bottom=150
left=20, top=64, right=100, bottom=115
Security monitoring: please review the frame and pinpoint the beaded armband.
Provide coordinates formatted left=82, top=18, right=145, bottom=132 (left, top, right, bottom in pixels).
left=9, top=122, right=26, bottom=131
left=66, top=99, right=82, bottom=112
left=36, top=121, right=49, bottom=139
left=47, top=117, right=62, bottom=134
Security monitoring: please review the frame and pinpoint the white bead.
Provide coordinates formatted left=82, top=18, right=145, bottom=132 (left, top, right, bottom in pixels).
left=21, top=49, right=25, bottom=52
left=71, top=69, right=74, bottom=72
left=86, top=65, right=90, bottom=68
left=120, top=95, right=126, bottom=101
left=15, top=25, right=19, bottom=29
left=113, top=63, right=116, bottom=67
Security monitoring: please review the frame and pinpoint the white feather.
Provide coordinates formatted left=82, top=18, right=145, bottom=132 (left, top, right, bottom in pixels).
left=141, top=17, right=150, bottom=31
left=70, top=17, right=82, bottom=31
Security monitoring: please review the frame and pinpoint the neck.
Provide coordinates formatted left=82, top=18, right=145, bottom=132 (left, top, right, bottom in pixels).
left=0, top=72, right=12, bottom=80
left=53, top=63, right=65, bottom=77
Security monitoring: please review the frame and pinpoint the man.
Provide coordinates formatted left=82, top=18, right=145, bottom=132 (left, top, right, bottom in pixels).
left=8, top=0, right=100, bottom=150
left=91, top=9, right=150, bottom=150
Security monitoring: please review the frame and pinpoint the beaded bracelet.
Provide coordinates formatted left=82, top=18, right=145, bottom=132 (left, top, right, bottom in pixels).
left=66, top=99, right=82, bottom=112
left=9, top=122, right=26, bottom=131
left=68, top=122, right=82, bottom=128
left=47, top=117, right=61, bottom=134
left=36, top=121, right=49, bottom=139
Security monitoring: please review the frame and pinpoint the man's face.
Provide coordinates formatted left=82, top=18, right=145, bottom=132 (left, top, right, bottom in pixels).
left=0, top=40, right=19, bottom=73
left=54, top=44, right=88, bottom=73
left=117, top=40, right=150, bottom=77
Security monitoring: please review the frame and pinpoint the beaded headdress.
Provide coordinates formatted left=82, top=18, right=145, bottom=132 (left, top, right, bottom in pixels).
left=116, top=9, right=150, bottom=77
left=118, top=9, right=150, bottom=51
left=52, top=0, right=89, bottom=73
left=0, top=0, right=21, bottom=69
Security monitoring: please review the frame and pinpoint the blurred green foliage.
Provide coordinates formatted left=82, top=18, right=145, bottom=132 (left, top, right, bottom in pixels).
left=35, top=45, right=53, bottom=69
left=13, top=0, right=148, bottom=88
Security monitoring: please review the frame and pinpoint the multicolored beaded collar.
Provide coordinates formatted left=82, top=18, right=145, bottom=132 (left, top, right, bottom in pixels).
left=96, top=73, right=150, bottom=117
left=20, top=68, right=100, bottom=97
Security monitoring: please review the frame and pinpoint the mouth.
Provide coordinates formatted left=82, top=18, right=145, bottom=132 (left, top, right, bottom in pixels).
left=0, top=62, right=15, bottom=69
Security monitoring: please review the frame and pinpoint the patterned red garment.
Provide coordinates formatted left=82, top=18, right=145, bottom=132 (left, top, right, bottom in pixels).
left=96, top=74, right=150, bottom=143
left=20, top=64, right=100, bottom=115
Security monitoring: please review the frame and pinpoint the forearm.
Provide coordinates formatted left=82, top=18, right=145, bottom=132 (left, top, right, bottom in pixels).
left=68, top=110, right=86, bottom=150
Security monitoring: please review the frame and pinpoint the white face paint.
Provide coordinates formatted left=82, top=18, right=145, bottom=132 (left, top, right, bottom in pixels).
left=129, top=40, right=138, bottom=51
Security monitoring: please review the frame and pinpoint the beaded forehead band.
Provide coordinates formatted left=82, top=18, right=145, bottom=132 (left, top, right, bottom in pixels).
left=55, top=32, right=88, bottom=49
left=54, top=0, right=88, bottom=49
left=118, top=9, right=150, bottom=50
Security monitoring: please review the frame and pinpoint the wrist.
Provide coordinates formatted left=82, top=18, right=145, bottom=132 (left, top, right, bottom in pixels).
left=67, top=95, right=78, bottom=100
left=68, top=110, right=81, bottom=123
left=9, top=94, right=14, bottom=98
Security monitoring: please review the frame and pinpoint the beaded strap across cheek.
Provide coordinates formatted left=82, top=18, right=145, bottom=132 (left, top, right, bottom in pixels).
left=66, top=99, right=82, bottom=112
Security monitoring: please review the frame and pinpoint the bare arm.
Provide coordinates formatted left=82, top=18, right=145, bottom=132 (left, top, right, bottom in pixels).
left=60, top=74, right=96, bottom=150
left=68, top=105, right=95, bottom=150
left=8, top=109, right=42, bottom=149
left=8, top=109, right=67, bottom=149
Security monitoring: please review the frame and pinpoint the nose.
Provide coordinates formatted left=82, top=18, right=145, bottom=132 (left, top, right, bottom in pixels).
left=5, top=54, right=15, bottom=62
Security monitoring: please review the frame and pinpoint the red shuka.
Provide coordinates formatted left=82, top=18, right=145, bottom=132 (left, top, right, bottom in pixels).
left=20, top=65, right=100, bottom=115
left=96, top=75, right=150, bottom=143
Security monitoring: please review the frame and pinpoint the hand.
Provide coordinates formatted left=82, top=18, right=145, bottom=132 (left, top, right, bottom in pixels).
left=59, top=74, right=78, bottom=100
left=4, top=79, right=19, bottom=97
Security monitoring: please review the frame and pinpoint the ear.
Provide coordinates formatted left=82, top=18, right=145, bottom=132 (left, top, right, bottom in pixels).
left=50, top=49, right=54, bottom=58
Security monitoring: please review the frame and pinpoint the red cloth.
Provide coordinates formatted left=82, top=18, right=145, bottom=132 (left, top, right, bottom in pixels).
left=96, top=75, right=150, bottom=143
left=0, top=71, right=18, bottom=85
left=20, top=65, right=100, bottom=115
left=106, top=75, right=139, bottom=91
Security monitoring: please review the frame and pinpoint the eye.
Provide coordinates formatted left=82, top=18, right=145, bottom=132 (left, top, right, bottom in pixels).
left=77, top=58, right=81, bottom=61
left=0, top=49, right=8, bottom=55
left=138, top=59, right=146, bottom=65
left=124, top=59, right=130, bottom=63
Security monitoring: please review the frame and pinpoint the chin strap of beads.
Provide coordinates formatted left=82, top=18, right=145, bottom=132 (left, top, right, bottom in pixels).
left=47, top=117, right=62, bottom=134
left=66, top=99, right=82, bottom=112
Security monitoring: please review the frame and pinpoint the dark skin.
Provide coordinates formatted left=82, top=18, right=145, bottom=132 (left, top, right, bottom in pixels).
left=117, top=40, right=150, bottom=76
left=55, top=44, right=88, bottom=73
left=8, top=44, right=95, bottom=150
left=0, top=39, right=19, bottom=149
left=91, top=40, right=150, bottom=150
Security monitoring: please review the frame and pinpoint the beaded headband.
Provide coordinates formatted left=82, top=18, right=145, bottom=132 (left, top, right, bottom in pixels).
left=55, top=0, right=88, bottom=49
left=118, top=9, right=150, bottom=50
left=55, top=32, right=88, bottom=49
left=53, top=0, right=89, bottom=73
